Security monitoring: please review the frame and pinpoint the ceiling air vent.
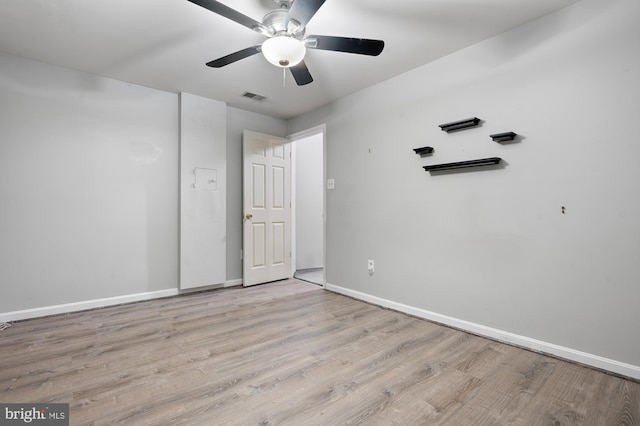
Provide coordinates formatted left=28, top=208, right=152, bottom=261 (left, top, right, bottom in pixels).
left=242, top=91, right=266, bottom=101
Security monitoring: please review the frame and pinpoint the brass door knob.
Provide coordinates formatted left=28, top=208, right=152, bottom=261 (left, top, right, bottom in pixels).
left=245, top=213, right=253, bottom=219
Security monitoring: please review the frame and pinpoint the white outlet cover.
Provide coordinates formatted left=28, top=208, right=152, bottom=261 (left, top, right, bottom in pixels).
left=327, top=178, right=335, bottom=190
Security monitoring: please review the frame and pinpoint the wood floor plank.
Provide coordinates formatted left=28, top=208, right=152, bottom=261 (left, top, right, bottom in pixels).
left=1, top=279, right=638, bottom=425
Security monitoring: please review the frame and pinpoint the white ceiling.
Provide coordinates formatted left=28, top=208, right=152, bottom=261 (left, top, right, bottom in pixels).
left=0, top=0, right=581, bottom=119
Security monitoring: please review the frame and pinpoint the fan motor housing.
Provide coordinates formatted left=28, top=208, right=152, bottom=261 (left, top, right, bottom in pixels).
left=263, top=8, right=304, bottom=38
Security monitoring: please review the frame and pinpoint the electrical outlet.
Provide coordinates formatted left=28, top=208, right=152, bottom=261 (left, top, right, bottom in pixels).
left=367, top=259, right=375, bottom=275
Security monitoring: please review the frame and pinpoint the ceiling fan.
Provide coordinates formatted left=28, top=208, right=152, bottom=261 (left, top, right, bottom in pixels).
left=187, top=0, right=385, bottom=85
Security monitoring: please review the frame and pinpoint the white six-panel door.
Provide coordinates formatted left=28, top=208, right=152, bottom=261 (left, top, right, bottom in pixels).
left=243, top=130, right=291, bottom=286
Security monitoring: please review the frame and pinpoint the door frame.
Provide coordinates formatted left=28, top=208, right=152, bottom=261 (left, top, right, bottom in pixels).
left=288, top=124, right=327, bottom=287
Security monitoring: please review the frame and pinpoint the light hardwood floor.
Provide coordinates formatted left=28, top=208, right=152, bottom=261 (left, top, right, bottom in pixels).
left=1, top=279, right=638, bottom=425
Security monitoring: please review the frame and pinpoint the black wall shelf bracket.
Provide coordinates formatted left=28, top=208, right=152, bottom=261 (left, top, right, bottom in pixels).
left=413, top=146, right=434, bottom=156
left=439, top=117, right=481, bottom=133
left=423, top=157, right=502, bottom=172
left=490, top=132, right=517, bottom=143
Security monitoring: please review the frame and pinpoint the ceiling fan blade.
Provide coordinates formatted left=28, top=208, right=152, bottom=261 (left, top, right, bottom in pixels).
left=286, top=0, right=326, bottom=29
left=187, top=0, right=268, bottom=34
left=289, top=61, right=313, bottom=86
left=305, top=35, right=385, bottom=56
left=206, top=46, right=262, bottom=68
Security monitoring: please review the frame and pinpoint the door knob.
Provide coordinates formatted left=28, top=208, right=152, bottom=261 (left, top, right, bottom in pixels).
left=245, top=213, right=253, bottom=219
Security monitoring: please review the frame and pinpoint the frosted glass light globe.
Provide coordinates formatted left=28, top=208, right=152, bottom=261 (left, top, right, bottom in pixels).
left=262, top=36, right=306, bottom=68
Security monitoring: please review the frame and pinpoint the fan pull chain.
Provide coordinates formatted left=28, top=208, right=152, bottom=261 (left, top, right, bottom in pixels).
left=283, top=67, right=286, bottom=87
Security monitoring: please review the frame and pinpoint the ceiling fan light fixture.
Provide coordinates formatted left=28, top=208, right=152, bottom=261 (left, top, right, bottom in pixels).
left=262, top=36, right=306, bottom=68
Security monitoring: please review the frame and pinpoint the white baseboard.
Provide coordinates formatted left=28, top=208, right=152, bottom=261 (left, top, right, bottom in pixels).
left=0, top=288, right=180, bottom=323
left=325, top=283, right=640, bottom=381
left=1, top=279, right=244, bottom=323
left=224, top=278, right=243, bottom=287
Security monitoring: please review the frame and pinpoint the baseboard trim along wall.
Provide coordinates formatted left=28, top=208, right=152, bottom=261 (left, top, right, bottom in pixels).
left=0, top=279, right=244, bottom=323
left=224, top=278, right=243, bottom=287
left=0, top=289, right=180, bottom=322
left=325, top=283, right=640, bottom=381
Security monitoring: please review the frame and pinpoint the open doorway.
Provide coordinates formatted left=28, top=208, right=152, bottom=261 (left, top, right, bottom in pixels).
left=290, top=126, right=325, bottom=286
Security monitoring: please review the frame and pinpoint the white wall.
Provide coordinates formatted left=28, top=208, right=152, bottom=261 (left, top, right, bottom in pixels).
left=226, top=107, right=286, bottom=282
left=294, top=133, right=324, bottom=270
left=288, top=0, right=640, bottom=374
left=0, top=52, right=286, bottom=314
left=0, top=52, right=179, bottom=312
